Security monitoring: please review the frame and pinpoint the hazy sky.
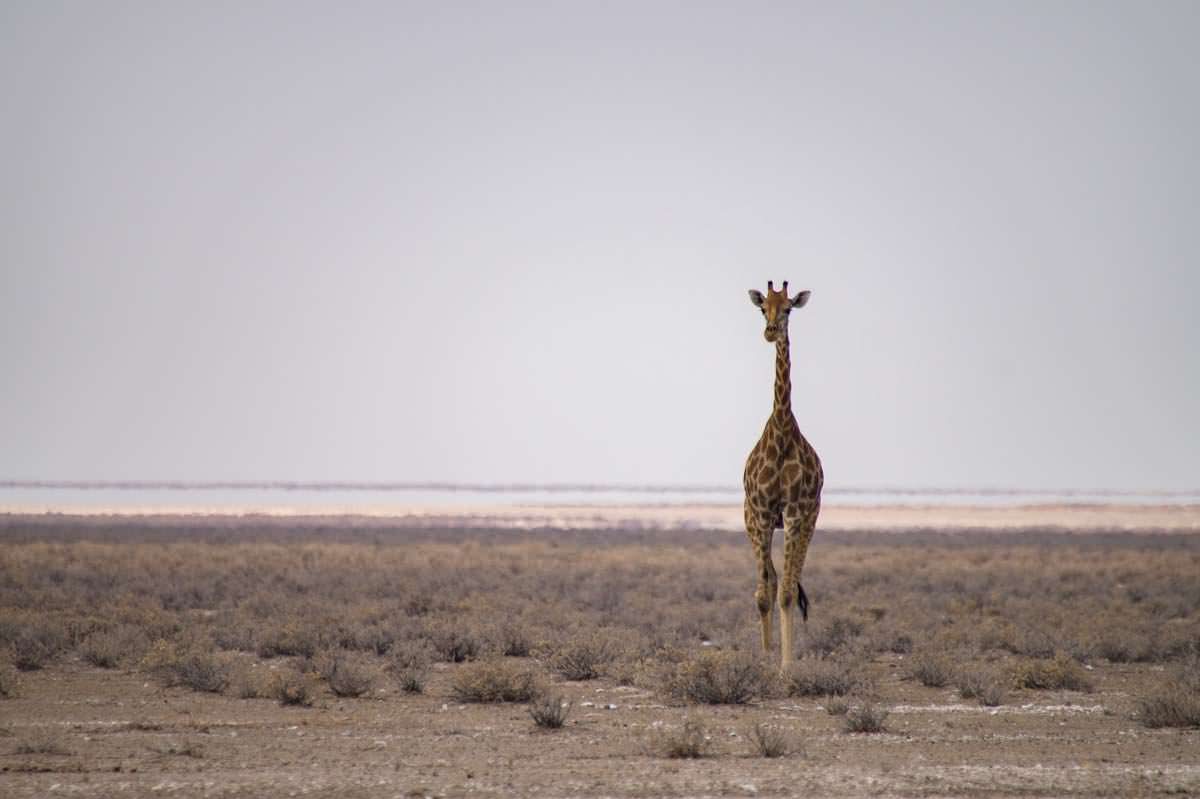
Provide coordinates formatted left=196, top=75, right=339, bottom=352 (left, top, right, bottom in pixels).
left=2, top=1, right=1197, bottom=491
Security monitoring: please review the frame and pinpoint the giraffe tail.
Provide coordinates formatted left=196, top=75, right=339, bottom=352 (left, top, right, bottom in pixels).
left=798, top=583, right=809, bottom=623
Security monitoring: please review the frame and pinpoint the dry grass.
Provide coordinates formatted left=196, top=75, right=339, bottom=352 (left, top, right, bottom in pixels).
left=649, top=718, right=710, bottom=759
left=0, top=523, right=1196, bottom=717
left=663, top=650, right=774, bottom=705
left=1010, top=654, right=1094, bottom=692
left=450, top=658, right=541, bottom=703
left=956, top=666, right=1007, bottom=706
left=528, top=692, right=571, bottom=729
left=787, top=655, right=868, bottom=697
left=747, top=722, right=794, bottom=757
left=842, top=702, right=889, bottom=733
left=320, top=651, right=378, bottom=698
left=907, top=649, right=955, bottom=688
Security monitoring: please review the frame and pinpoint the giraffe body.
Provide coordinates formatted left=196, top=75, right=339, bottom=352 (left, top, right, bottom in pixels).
left=744, top=281, right=823, bottom=672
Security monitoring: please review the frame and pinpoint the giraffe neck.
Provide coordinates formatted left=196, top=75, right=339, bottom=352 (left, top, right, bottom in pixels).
left=771, top=335, right=792, bottom=423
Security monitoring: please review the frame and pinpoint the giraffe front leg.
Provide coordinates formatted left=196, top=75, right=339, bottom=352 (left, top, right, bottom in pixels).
left=745, top=507, right=777, bottom=655
left=779, top=501, right=818, bottom=672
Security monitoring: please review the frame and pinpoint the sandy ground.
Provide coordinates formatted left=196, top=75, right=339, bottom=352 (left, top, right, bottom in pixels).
left=3, top=502, right=1198, bottom=532
left=2, top=655, right=1196, bottom=798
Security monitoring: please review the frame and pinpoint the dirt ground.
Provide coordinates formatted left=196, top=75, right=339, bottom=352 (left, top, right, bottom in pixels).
left=1, top=512, right=1198, bottom=797
left=2, top=633, right=1197, bottom=796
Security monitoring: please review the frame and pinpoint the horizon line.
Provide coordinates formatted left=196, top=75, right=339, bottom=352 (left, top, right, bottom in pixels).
left=1, top=480, right=1198, bottom=498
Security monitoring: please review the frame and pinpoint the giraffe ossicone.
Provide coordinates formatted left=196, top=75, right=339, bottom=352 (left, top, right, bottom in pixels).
left=744, top=280, right=823, bottom=672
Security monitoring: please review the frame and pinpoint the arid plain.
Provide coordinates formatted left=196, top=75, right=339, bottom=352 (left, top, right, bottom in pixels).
left=1, top=505, right=1198, bottom=798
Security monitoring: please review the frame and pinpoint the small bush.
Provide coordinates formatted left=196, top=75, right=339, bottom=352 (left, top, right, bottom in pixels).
left=528, top=692, right=571, bottom=729
left=81, top=625, right=148, bottom=669
left=426, top=623, right=482, bottom=663
left=450, top=658, right=540, bottom=703
left=229, top=664, right=272, bottom=699
left=493, top=621, right=534, bottom=658
left=663, top=650, right=773, bottom=705
left=321, top=652, right=377, bottom=698
left=907, top=650, right=954, bottom=688
left=787, top=655, right=866, bottom=698
left=1135, top=683, right=1200, bottom=729
left=824, top=697, right=850, bottom=716
left=551, top=632, right=619, bottom=681
left=389, top=642, right=432, bottom=694
left=256, top=621, right=322, bottom=659
left=272, top=667, right=319, bottom=707
left=1011, top=654, right=1093, bottom=692
left=14, top=729, right=71, bottom=755
left=652, top=719, right=710, bottom=759
left=842, top=703, right=889, bottom=734
left=140, top=641, right=230, bottom=693
left=9, top=622, right=69, bottom=671
left=748, top=722, right=792, bottom=758
left=956, top=667, right=1006, bottom=706
left=806, top=616, right=864, bottom=656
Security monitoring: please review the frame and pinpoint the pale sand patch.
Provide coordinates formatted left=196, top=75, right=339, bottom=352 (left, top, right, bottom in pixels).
left=2, top=502, right=1197, bottom=531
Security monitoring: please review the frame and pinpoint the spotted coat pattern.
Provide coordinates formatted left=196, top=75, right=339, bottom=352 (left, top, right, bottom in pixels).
left=744, top=282, right=823, bottom=670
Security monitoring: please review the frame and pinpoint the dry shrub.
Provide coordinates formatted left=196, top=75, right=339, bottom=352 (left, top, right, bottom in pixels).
left=271, top=667, right=319, bottom=706
left=450, top=658, right=540, bottom=703
left=389, top=641, right=432, bottom=694
left=843, top=702, right=889, bottom=733
left=256, top=621, right=322, bottom=659
left=907, top=650, right=955, bottom=688
left=319, top=651, right=378, bottom=698
left=14, top=728, right=71, bottom=755
left=426, top=622, right=482, bottom=663
left=229, top=663, right=273, bottom=699
left=956, top=666, right=1006, bottom=706
left=81, top=625, right=148, bottom=669
left=806, top=615, right=865, bottom=656
left=1135, top=658, right=1200, bottom=728
left=663, top=650, right=773, bottom=705
left=528, top=692, right=571, bottom=729
left=1011, top=654, right=1094, bottom=692
left=824, top=697, right=850, bottom=716
left=8, top=620, right=69, bottom=671
left=140, top=640, right=231, bottom=693
left=787, top=655, right=867, bottom=697
left=492, top=621, right=534, bottom=658
left=650, top=718, right=710, bottom=759
left=748, top=722, right=793, bottom=758
left=550, top=632, right=621, bottom=681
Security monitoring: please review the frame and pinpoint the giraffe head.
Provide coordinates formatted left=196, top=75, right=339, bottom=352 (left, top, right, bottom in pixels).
left=748, top=281, right=810, bottom=342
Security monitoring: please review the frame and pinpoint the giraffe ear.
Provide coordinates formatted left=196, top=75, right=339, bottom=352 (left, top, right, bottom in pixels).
left=748, top=290, right=765, bottom=308
left=789, top=290, right=811, bottom=308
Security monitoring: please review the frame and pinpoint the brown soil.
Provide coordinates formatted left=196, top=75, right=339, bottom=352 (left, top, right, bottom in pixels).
left=1, top=649, right=1196, bottom=796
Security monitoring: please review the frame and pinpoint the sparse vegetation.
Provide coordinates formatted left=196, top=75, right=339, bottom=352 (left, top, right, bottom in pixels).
left=14, top=729, right=71, bottom=755
left=787, top=655, right=867, bottom=697
left=528, top=692, right=571, bottom=729
left=748, top=722, right=793, bottom=757
left=550, top=631, right=620, bottom=680
left=271, top=666, right=319, bottom=706
left=450, top=658, right=540, bottom=703
left=1011, top=654, right=1094, bottom=692
left=842, top=702, right=889, bottom=734
left=321, top=651, right=377, bottom=698
left=664, top=650, right=774, bottom=705
left=956, top=666, right=1006, bottom=706
left=651, top=719, right=710, bottom=759
left=389, top=642, right=432, bottom=694
left=907, top=649, right=954, bottom=688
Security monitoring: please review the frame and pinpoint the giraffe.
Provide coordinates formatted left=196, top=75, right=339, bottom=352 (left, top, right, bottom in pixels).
left=744, top=280, right=824, bottom=672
